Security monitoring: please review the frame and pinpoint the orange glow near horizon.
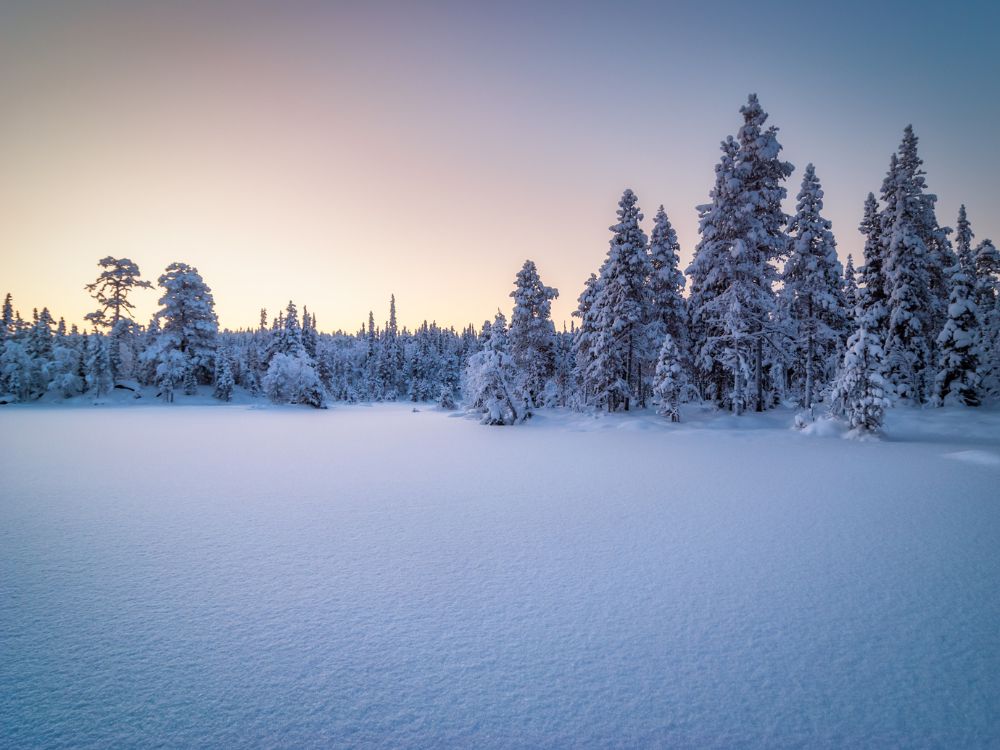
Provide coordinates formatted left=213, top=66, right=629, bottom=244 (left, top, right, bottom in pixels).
left=2, top=2, right=998, bottom=333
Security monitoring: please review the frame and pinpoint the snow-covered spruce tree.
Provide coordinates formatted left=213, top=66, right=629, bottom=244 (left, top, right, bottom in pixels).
left=687, top=95, right=794, bottom=413
left=508, top=259, right=559, bottom=409
left=25, top=307, right=55, bottom=397
left=84, top=257, right=153, bottom=331
left=438, top=382, right=456, bottom=410
left=570, top=272, right=600, bottom=407
left=48, top=331, right=84, bottom=398
left=136, top=316, right=160, bottom=386
left=85, top=334, right=113, bottom=398
left=687, top=137, right=739, bottom=403
left=843, top=254, right=859, bottom=316
left=647, top=205, right=688, bottom=352
left=1, top=293, right=13, bottom=342
left=878, top=128, right=938, bottom=403
left=934, top=259, right=981, bottom=406
left=263, top=353, right=325, bottom=407
left=146, top=262, right=219, bottom=390
left=263, top=300, right=324, bottom=408
left=214, top=347, right=235, bottom=402
left=857, top=193, right=887, bottom=332
left=954, top=205, right=975, bottom=277
left=376, top=295, right=404, bottom=400
left=829, top=323, right=892, bottom=436
left=153, top=347, right=183, bottom=403
left=546, top=326, right=575, bottom=408
left=586, top=189, right=653, bottom=411
left=463, top=311, right=521, bottom=425
left=974, top=238, right=1000, bottom=397
left=781, top=164, right=849, bottom=410
left=0, top=339, right=32, bottom=401
left=301, top=306, right=318, bottom=360
left=652, top=334, right=686, bottom=422
left=406, top=321, right=442, bottom=402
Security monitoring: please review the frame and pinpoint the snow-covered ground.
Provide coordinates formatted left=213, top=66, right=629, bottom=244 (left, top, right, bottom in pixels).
left=2, top=402, right=999, bottom=747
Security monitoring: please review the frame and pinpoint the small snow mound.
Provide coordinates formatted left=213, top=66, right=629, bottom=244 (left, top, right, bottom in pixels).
left=798, top=415, right=848, bottom=439
left=943, top=450, right=1000, bottom=467
left=844, top=427, right=884, bottom=442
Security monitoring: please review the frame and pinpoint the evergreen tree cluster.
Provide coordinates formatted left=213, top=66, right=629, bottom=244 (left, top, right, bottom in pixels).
left=3, top=95, right=998, bottom=435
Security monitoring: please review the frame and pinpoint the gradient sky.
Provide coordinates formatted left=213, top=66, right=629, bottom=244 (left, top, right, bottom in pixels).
left=1, top=0, right=998, bottom=332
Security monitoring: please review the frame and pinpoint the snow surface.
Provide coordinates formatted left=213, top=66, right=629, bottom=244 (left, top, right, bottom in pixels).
left=2, top=403, right=999, bottom=747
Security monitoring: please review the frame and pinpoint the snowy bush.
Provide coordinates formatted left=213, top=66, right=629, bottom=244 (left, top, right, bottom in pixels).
left=263, top=353, right=325, bottom=408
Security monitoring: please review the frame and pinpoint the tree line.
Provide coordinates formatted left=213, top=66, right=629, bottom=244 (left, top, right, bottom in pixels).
left=2, top=94, right=998, bottom=434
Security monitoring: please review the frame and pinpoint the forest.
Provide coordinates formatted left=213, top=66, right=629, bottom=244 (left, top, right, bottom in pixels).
left=2, top=95, right=997, bottom=436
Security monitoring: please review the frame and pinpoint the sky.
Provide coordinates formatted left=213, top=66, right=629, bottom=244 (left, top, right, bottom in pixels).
left=1, top=0, right=998, bottom=333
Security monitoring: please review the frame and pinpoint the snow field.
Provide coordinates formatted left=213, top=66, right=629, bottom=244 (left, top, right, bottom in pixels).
left=1, top=404, right=999, bottom=747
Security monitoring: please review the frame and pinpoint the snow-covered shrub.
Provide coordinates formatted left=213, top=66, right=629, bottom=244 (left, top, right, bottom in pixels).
left=263, top=352, right=325, bottom=408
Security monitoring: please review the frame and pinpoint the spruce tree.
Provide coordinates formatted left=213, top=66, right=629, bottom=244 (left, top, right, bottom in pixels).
left=647, top=205, right=688, bottom=351
left=843, top=254, right=859, bottom=315
left=508, top=259, right=559, bottom=408
left=781, top=164, right=848, bottom=409
left=974, top=238, right=1000, bottom=396
left=934, top=259, right=981, bottom=406
left=878, top=127, right=950, bottom=403
left=571, top=272, right=600, bottom=406
left=687, top=95, right=793, bottom=413
left=586, top=189, right=652, bottom=411
left=829, top=324, right=892, bottom=436
left=857, top=193, right=887, bottom=332
left=85, top=335, right=113, bottom=398
left=214, top=347, right=236, bottom=402
left=464, top=311, right=521, bottom=425
left=147, top=262, right=219, bottom=385
left=652, top=334, right=686, bottom=422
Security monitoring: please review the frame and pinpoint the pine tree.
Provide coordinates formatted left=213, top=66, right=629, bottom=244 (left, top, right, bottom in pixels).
left=84, top=257, right=153, bottom=331
left=954, top=205, right=975, bottom=276
left=687, top=95, right=793, bottom=413
left=879, top=128, right=937, bottom=403
left=829, top=325, right=892, bottom=436
left=843, top=254, right=859, bottom=315
left=647, top=205, right=688, bottom=351
left=85, top=335, right=113, bottom=398
left=1, top=293, right=13, bottom=342
left=301, top=305, right=318, bottom=360
left=146, top=262, right=219, bottom=386
left=652, top=334, right=686, bottom=422
left=973, top=238, right=1000, bottom=396
left=508, top=259, right=559, bottom=408
left=570, top=272, right=600, bottom=406
left=26, top=308, right=55, bottom=396
left=377, top=295, right=404, bottom=400
left=214, top=347, right=236, bottom=402
left=781, top=164, right=848, bottom=409
left=48, top=325, right=84, bottom=398
left=586, top=189, right=652, bottom=411
left=0, top=340, right=32, bottom=401
left=274, top=300, right=306, bottom=357
left=263, top=300, right=324, bottom=407
left=463, top=311, right=521, bottom=425
left=857, top=193, right=887, bottom=331
left=934, top=259, right=981, bottom=406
